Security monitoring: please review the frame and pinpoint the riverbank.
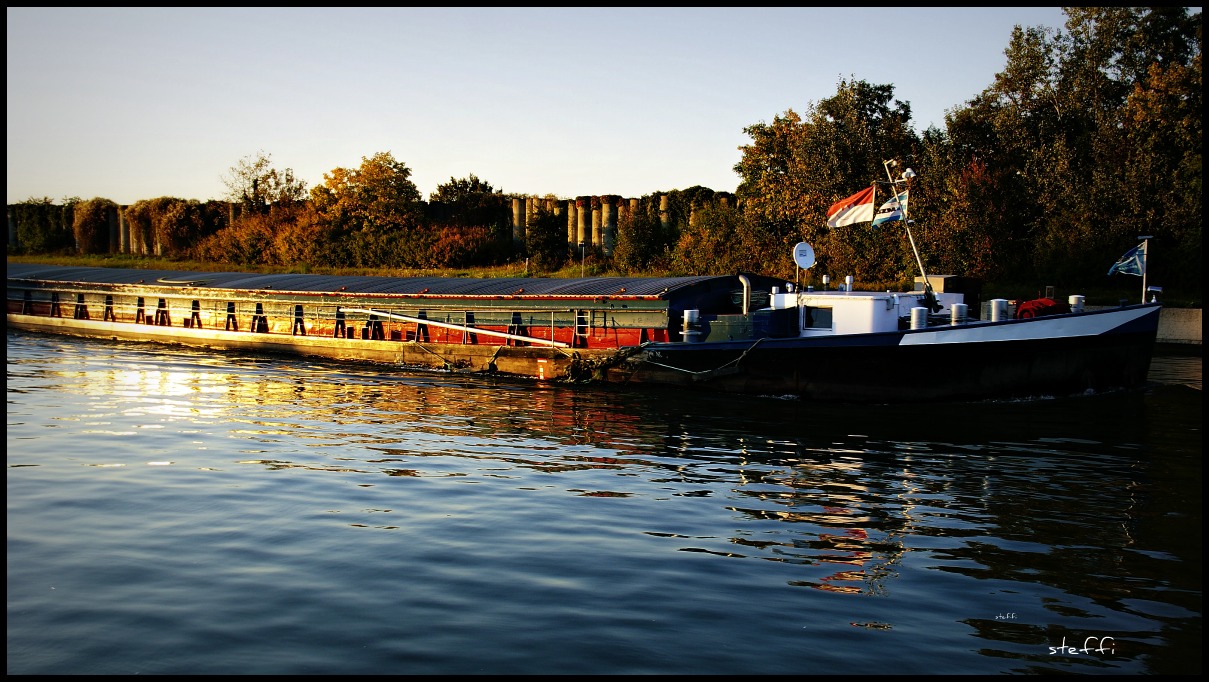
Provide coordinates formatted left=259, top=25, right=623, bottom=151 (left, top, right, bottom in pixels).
left=1088, top=305, right=1202, bottom=348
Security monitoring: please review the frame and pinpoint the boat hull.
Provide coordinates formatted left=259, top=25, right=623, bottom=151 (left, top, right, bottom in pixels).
left=4, top=312, right=629, bottom=382
left=7, top=304, right=1160, bottom=402
left=612, top=305, right=1161, bottom=402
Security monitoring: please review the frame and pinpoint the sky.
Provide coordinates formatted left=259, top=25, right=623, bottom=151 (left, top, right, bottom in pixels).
left=7, top=7, right=1069, bottom=206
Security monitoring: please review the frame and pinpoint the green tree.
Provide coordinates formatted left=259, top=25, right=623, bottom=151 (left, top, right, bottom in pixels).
left=429, top=173, right=495, bottom=202
left=1117, top=52, right=1202, bottom=290
left=523, top=207, right=569, bottom=272
left=940, top=25, right=1064, bottom=283
left=669, top=202, right=784, bottom=278
left=1061, top=7, right=1202, bottom=291
left=914, top=132, right=1013, bottom=282
left=10, top=197, right=75, bottom=254
left=612, top=197, right=668, bottom=273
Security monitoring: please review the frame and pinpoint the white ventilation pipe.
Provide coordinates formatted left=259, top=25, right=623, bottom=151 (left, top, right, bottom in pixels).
left=910, top=307, right=928, bottom=329
left=738, top=274, right=751, bottom=315
left=990, top=299, right=1009, bottom=322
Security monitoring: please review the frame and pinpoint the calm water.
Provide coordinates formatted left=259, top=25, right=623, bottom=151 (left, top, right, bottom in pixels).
left=6, top=331, right=1202, bottom=675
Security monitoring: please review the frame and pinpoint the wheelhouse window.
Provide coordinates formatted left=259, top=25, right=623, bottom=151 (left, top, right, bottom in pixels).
left=804, top=306, right=833, bottom=330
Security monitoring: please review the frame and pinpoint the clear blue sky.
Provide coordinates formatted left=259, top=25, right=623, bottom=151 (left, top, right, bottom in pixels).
left=7, top=7, right=1068, bottom=206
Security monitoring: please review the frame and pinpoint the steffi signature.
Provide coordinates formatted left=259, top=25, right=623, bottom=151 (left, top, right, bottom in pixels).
left=1049, top=636, right=1116, bottom=656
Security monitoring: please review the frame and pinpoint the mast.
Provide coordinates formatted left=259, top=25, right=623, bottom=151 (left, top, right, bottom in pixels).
left=883, top=160, right=939, bottom=312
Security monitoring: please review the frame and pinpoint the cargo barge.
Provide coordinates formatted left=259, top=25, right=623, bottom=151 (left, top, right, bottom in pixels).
left=6, top=261, right=1160, bottom=402
left=5, top=263, right=782, bottom=383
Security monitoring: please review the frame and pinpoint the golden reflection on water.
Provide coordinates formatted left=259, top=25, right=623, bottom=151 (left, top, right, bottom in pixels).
left=727, top=455, right=908, bottom=596
left=50, top=359, right=926, bottom=598
left=47, top=357, right=665, bottom=486
left=24, top=342, right=1198, bottom=613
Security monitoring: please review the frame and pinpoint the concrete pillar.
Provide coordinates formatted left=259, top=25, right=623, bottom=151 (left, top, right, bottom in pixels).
left=659, top=194, right=670, bottom=234
left=602, top=195, right=618, bottom=257
left=566, top=200, right=577, bottom=246
left=119, top=206, right=128, bottom=254
left=591, top=196, right=602, bottom=248
left=512, top=198, right=525, bottom=246
left=576, top=196, right=591, bottom=247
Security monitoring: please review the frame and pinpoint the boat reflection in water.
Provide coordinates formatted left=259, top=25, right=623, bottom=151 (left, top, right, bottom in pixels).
left=6, top=331, right=1200, bottom=675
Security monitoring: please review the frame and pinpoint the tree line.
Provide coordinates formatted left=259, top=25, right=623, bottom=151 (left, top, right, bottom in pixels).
left=8, top=8, right=1201, bottom=297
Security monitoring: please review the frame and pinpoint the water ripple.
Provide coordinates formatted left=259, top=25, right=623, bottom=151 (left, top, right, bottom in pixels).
left=7, top=331, right=1201, bottom=675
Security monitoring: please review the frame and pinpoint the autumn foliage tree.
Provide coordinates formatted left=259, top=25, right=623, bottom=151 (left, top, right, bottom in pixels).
left=669, top=201, right=784, bottom=278
left=733, top=78, right=923, bottom=287
left=70, top=198, right=118, bottom=255
left=428, top=173, right=508, bottom=237
left=940, top=7, right=1201, bottom=291
left=123, top=198, right=224, bottom=258
left=426, top=174, right=512, bottom=267
left=726, top=8, right=1200, bottom=295
left=222, top=151, right=308, bottom=216
left=309, top=152, right=428, bottom=268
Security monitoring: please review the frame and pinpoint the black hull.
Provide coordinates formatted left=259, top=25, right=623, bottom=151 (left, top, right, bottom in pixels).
left=615, top=310, right=1160, bottom=403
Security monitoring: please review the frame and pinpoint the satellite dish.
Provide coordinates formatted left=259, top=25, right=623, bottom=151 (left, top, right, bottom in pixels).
left=793, top=242, right=816, bottom=270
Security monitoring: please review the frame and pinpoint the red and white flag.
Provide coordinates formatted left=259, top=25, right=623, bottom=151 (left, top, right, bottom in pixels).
left=826, top=186, right=876, bottom=227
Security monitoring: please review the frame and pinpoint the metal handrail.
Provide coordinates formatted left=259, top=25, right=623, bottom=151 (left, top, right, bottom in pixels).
left=342, top=308, right=569, bottom=348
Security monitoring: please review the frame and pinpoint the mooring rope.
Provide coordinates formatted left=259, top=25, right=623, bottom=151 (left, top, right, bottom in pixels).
left=635, top=337, right=766, bottom=378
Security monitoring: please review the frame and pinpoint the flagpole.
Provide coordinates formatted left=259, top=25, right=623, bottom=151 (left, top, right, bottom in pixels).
left=1139, top=235, right=1152, bottom=304
left=883, top=160, right=938, bottom=312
